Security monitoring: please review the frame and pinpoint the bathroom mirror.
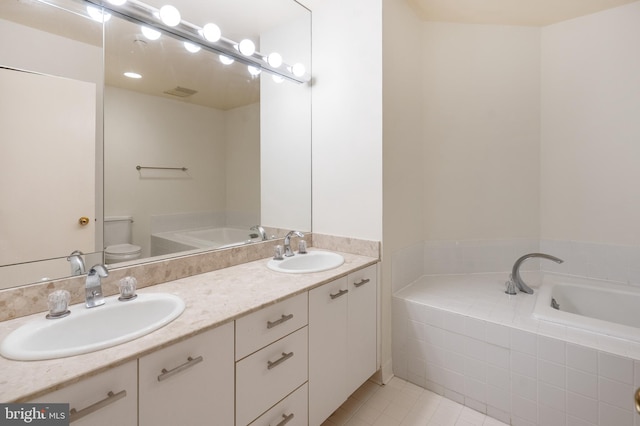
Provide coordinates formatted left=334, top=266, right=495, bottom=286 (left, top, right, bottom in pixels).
left=0, top=0, right=311, bottom=289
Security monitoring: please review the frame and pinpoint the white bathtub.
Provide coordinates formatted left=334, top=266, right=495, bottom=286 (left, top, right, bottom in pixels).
left=151, top=227, right=258, bottom=256
left=533, top=275, right=640, bottom=342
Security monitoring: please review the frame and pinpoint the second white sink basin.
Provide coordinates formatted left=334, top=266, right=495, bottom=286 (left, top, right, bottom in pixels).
left=267, top=250, right=345, bottom=274
left=0, top=293, right=185, bottom=361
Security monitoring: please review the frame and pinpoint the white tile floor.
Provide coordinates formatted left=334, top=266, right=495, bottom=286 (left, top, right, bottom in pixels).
left=321, top=377, right=509, bottom=426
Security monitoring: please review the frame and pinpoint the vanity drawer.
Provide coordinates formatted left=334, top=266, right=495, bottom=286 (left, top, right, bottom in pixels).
left=236, top=292, right=308, bottom=360
left=236, top=326, right=308, bottom=426
left=249, top=383, right=308, bottom=426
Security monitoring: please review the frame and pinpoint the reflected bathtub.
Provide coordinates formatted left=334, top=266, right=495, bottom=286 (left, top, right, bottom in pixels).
left=151, top=227, right=258, bottom=256
left=533, top=275, right=640, bottom=342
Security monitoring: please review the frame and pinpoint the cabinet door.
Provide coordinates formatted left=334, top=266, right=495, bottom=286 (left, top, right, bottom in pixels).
left=347, top=265, right=378, bottom=395
left=139, top=323, right=234, bottom=426
left=30, top=360, right=137, bottom=426
left=308, top=277, right=349, bottom=426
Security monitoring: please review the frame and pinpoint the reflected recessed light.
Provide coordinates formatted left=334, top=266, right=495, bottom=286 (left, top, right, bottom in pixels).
left=124, top=72, right=142, bottom=79
left=141, top=26, right=161, bottom=40
left=183, top=42, right=201, bottom=53
left=219, top=55, right=234, bottom=65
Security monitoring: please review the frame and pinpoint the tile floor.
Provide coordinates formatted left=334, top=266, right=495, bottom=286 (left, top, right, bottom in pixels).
left=321, top=377, right=509, bottom=426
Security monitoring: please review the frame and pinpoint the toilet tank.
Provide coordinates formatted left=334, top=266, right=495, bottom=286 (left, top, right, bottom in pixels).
left=104, top=216, right=133, bottom=247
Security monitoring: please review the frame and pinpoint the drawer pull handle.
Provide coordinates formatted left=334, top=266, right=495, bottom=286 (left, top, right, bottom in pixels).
left=158, top=356, right=203, bottom=381
left=354, top=278, right=371, bottom=287
left=273, top=413, right=295, bottom=426
left=267, top=314, right=294, bottom=329
left=69, top=390, right=126, bottom=423
left=330, top=289, right=348, bottom=299
left=267, top=351, right=294, bottom=370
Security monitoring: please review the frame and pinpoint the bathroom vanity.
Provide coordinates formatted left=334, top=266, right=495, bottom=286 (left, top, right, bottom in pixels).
left=0, top=251, right=379, bottom=426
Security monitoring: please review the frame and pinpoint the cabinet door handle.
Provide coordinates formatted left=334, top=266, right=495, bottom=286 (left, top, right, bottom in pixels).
left=69, top=390, right=126, bottom=423
left=354, top=278, right=370, bottom=287
left=267, top=351, right=294, bottom=370
left=157, top=356, right=203, bottom=382
left=330, top=289, right=348, bottom=299
left=273, top=412, right=295, bottom=426
left=267, top=313, right=294, bottom=329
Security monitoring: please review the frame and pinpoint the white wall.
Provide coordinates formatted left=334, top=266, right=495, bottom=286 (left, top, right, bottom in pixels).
left=421, top=22, right=542, bottom=241
left=540, top=2, right=640, bottom=246
left=311, top=0, right=384, bottom=242
left=104, top=87, right=259, bottom=257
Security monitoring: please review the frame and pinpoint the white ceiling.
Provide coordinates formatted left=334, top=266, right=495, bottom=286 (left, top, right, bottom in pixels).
left=407, top=0, right=639, bottom=26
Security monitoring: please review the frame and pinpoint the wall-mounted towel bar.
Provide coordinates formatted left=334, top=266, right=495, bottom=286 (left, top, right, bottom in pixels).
left=136, top=166, right=188, bottom=171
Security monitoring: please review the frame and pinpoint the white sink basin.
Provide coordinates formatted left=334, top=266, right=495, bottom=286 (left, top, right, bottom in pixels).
left=0, top=293, right=185, bottom=361
left=267, top=250, right=345, bottom=274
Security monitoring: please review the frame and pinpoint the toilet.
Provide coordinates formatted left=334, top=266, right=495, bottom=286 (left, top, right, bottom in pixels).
left=104, top=216, right=142, bottom=264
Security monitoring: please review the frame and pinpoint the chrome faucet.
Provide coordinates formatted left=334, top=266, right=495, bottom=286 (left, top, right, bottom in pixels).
left=67, top=250, right=85, bottom=276
left=250, top=225, right=268, bottom=241
left=511, top=253, right=564, bottom=294
left=283, top=231, right=304, bottom=257
left=85, top=264, right=108, bottom=308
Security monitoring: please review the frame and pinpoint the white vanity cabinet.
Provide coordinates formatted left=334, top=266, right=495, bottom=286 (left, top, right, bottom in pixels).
left=308, top=265, right=378, bottom=426
left=138, top=322, right=235, bottom=426
left=30, top=360, right=137, bottom=426
left=235, top=293, right=309, bottom=426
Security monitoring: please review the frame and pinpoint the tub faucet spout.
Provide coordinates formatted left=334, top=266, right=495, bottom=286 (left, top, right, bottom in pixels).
left=511, top=253, right=563, bottom=295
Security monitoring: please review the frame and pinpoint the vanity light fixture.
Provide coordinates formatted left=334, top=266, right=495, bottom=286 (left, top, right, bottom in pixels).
left=83, top=0, right=310, bottom=84
left=86, top=5, right=111, bottom=22
left=141, top=26, right=161, bottom=40
left=124, top=71, right=142, bottom=78
left=219, top=55, right=234, bottom=65
left=247, top=66, right=261, bottom=76
left=183, top=41, right=201, bottom=53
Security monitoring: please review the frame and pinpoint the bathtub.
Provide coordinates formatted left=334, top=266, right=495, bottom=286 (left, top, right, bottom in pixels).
left=533, top=275, right=640, bottom=342
left=392, top=272, right=640, bottom=425
left=151, top=226, right=258, bottom=256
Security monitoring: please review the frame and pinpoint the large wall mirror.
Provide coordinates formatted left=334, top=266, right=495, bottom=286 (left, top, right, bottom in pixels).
left=0, top=0, right=311, bottom=290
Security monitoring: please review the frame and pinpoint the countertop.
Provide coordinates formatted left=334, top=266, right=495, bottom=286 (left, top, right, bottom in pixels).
left=0, top=250, right=378, bottom=402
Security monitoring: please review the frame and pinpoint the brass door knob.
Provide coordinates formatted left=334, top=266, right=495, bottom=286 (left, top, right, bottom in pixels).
left=635, top=388, right=640, bottom=414
left=78, top=217, right=90, bottom=226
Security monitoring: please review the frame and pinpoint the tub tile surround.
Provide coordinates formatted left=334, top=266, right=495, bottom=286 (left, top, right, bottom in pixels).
left=0, top=235, right=379, bottom=403
left=392, top=266, right=640, bottom=425
left=0, top=233, right=378, bottom=322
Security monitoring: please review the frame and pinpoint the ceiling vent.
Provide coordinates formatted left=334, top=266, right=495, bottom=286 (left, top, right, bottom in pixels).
left=164, top=86, right=197, bottom=97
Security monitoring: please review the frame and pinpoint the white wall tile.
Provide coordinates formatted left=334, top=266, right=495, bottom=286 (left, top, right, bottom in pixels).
left=485, top=322, right=510, bottom=348
left=598, top=377, right=634, bottom=411
left=392, top=242, right=425, bottom=293
left=464, top=356, right=486, bottom=382
left=567, top=415, right=597, bottom=426
left=512, top=373, right=537, bottom=401
left=539, top=336, right=566, bottom=365
left=511, top=352, right=537, bottom=378
left=486, top=384, right=511, bottom=413
left=539, top=359, right=566, bottom=389
left=442, top=350, right=466, bottom=374
left=567, top=344, right=598, bottom=374
left=511, top=329, right=538, bottom=355
left=567, top=392, right=598, bottom=423
left=599, top=402, right=633, bottom=426
left=486, top=364, right=510, bottom=390
left=425, top=362, right=445, bottom=384
left=539, top=381, right=566, bottom=411
left=512, top=394, right=538, bottom=423
left=567, top=368, right=597, bottom=399
left=598, top=352, right=634, bottom=384
left=539, top=403, right=567, bottom=426
left=464, top=317, right=486, bottom=340
left=464, top=376, right=486, bottom=403
left=486, top=345, right=510, bottom=368
left=442, top=368, right=465, bottom=394
left=442, top=311, right=467, bottom=334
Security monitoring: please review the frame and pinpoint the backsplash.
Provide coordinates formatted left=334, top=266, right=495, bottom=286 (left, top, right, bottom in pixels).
left=0, top=233, right=380, bottom=322
left=392, top=239, right=640, bottom=293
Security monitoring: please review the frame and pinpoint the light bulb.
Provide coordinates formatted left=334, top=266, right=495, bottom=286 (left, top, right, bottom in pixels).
left=291, top=63, right=306, bottom=77
left=141, top=26, right=161, bottom=40
left=124, top=72, right=142, bottom=79
left=86, top=5, right=111, bottom=22
left=272, top=75, right=284, bottom=83
left=202, top=23, right=221, bottom=42
left=238, top=39, right=255, bottom=56
left=107, top=0, right=127, bottom=5
left=219, top=55, right=234, bottom=65
left=267, top=52, right=282, bottom=68
left=183, top=42, right=201, bottom=53
left=159, top=5, right=181, bottom=27
left=248, top=66, right=261, bottom=76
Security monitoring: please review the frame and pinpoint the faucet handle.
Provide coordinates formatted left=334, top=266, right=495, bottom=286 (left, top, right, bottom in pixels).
left=47, top=290, right=71, bottom=319
left=118, top=276, right=138, bottom=301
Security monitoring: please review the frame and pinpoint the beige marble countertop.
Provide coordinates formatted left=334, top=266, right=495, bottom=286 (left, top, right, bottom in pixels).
left=0, top=250, right=378, bottom=402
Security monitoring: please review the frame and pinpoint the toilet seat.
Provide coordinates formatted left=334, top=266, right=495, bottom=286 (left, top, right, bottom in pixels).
left=105, top=243, right=142, bottom=261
